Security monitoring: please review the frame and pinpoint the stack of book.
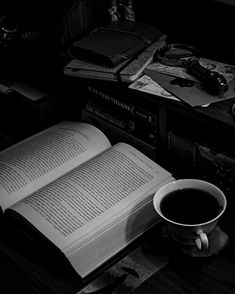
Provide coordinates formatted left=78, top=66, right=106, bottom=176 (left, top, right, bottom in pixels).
left=64, top=21, right=166, bottom=159
left=64, top=36, right=166, bottom=82
left=80, top=79, right=159, bottom=160
left=64, top=21, right=166, bottom=83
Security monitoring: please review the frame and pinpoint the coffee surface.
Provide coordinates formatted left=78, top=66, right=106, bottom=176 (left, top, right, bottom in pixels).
left=160, top=188, right=222, bottom=224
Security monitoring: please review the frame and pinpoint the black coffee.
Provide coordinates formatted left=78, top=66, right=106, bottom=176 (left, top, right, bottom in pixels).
left=160, top=188, right=222, bottom=224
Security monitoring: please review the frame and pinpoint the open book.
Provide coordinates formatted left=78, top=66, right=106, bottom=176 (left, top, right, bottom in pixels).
left=0, top=121, right=174, bottom=278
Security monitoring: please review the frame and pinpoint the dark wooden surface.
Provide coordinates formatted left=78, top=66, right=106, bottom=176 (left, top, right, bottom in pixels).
left=131, top=205, right=235, bottom=294
left=1, top=201, right=235, bottom=294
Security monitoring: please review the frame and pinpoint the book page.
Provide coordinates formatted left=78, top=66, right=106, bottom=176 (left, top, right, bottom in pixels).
left=0, top=122, right=110, bottom=211
left=10, top=143, right=171, bottom=252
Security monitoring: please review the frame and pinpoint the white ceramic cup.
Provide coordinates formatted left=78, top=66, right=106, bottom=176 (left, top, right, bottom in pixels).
left=153, top=179, right=227, bottom=251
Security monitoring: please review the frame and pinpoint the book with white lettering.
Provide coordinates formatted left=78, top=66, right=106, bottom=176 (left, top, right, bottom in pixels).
left=0, top=121, right=173, bottom=279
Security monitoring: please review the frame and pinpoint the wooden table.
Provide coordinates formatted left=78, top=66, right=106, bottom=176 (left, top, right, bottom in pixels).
left=132, top=205, right=235, bottom=294
left=1, top=200, right=234, bottom=294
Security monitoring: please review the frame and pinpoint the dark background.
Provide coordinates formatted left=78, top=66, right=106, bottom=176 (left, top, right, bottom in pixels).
left=0, top=0, right=234, bottom=64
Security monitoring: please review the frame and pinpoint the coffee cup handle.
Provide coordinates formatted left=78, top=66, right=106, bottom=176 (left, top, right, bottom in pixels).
left=195, top=229, right=209, bottom=250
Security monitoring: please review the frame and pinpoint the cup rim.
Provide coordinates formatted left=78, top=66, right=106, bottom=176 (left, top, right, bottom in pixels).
left=153, top=179, right=227, bottom=227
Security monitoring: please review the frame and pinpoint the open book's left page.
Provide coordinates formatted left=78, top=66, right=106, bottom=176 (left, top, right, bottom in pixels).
left=0, top=122, right=111, bottom=211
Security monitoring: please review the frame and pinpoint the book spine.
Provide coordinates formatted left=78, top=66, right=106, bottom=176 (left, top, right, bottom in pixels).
left=81, top=110, right=157, bottom=160
left=85, top=98, right=158, bottom=145
left=86, top=83, right=158, bottom=125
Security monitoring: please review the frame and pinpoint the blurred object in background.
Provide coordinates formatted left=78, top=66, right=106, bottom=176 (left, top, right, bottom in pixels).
left=0, top=14, right=19, bottom=45
left=60, top=0, right=108, bottom=47
left=123, top=0, right=135, bottom=21
left=107, top=0, right=121, bottom=22
left=107, top=0, right=135, bottom=23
